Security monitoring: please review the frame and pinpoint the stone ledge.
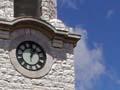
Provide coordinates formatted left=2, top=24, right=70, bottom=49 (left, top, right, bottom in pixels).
left=0, top=17, right=80, bottom=46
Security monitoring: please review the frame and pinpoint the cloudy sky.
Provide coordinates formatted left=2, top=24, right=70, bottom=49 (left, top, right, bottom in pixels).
left=57, top=0, right=120, bottom=90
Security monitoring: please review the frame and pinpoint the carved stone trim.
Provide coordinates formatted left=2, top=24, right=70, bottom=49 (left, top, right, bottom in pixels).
left=52, top=39, right=63, bottom=48
left=0, top=17, right=80, bottom=46
left=9, top=28, right=55, bottom=78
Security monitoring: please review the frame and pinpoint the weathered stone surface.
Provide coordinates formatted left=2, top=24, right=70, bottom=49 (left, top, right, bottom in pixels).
left=0, top=0, right=75, bottom=90
left=0, top=0, right=57, bottom=21
left=0, top=0, right=14, bottom=20
left=0, top=33, right=75, bottom=90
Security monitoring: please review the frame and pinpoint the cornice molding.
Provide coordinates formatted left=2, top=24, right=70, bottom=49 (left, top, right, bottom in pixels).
left=0, top=17, right=81, bottom=46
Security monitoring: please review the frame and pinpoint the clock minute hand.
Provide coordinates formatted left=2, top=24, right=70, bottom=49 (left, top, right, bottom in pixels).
left=30, top=49, right=34, bottom=62
left=30, top=49, right=36, bottom=62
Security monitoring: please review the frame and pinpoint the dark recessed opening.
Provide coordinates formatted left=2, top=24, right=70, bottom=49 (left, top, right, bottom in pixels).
left=14, top=0, right=39, bottom=17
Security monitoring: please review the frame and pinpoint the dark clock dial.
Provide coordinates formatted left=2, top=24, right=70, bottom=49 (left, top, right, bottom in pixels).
left=16, top=41, right=46, bottom=71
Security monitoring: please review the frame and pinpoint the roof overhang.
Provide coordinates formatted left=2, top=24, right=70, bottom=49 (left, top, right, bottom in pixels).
left=0, top=17, right=81, bottom=47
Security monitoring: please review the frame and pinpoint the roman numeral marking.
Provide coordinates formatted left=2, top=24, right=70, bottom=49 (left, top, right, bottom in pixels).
left=32, top=45, right=36, bottom=49
left=36, top=64, right=41, bottom=68
left=21, top=61, right=25, bottom=65
left=39, top=59, right=44, bottom=63
left=39, top=53, right=43, bottom=57
left=26, top=65, right=30, bottom=69
left=25, top=43, right=30, bottom=48
left=18, top=56, right=22, bottom=59
left=20, top=45, right=25, bottom=50
left=36, top=48, right=41, bottom=52
left=18, top=49, right=23, bottom=54
left=32, top=66, right=36, bottom=70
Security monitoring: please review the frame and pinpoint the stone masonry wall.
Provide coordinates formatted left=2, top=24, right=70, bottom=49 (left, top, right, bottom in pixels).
left=0, top=38, right=75, bottom=90
left=0, top=0, right=14, bottom=20
left=0, top=0, right=57, bottom=21
left=41, top=0, right=57, bottom=20
left=0, top=0, right=75, bottom=90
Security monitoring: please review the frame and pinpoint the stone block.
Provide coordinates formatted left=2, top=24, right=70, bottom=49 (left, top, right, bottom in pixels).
left=52, top=39, right=63, bottom=48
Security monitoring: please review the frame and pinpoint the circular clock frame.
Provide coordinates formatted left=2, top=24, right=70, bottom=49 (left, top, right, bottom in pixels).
left=16, top=41, right=46, bottom=71
left=9, top=28, right=54, bottom=78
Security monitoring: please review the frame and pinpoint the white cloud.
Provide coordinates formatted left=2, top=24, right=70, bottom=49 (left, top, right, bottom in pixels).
left=74, top=28, right=105, bottom=90
left=106, top=10, right=114, bottom=19
left=58, top=0, right=83, bottom=9
left=106, top=67, right=120, bottom=85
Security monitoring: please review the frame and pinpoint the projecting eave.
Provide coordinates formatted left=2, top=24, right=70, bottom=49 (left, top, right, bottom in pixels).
left=0, top=17, right=80, bottom=46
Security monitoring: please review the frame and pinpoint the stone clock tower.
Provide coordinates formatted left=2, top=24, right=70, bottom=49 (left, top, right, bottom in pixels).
left=0, top=0, right=80, bottom=90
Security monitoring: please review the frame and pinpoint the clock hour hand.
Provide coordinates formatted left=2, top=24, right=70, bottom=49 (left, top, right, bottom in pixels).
left=30, top=49, right=33, bottom=62
left=30, top=49, right=36, bottom=62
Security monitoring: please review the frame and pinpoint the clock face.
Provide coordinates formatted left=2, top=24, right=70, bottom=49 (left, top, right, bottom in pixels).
left=16, top=41, right=46, bottom=71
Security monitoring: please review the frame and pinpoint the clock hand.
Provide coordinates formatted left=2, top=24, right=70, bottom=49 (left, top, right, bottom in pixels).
left=30, top=49, right=36, bottom=62
left=30, top=57, right=32, bottom=62
left=30, top=49, right=34, bottom=62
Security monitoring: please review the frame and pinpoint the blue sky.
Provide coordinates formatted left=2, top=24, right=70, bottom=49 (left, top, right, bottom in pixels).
left=57, top=0, right=120, bottom=90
